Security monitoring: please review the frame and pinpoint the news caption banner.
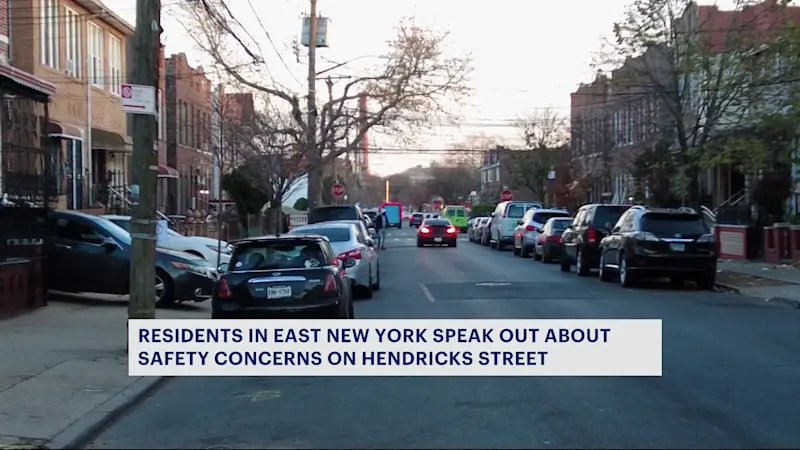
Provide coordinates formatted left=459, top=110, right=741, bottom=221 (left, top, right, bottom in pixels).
left=130, top=319, right=662, bottom=377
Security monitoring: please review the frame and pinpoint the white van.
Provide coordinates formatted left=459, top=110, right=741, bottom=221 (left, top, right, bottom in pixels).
left=488, top=201, right=543, bottom=250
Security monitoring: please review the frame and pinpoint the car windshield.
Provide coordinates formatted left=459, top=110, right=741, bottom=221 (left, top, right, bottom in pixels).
left=532, top=211, right=570, bottom=224
left=424, top=219, right=451, bottom=226
left=308, top=206, right=358, bottom=223
left=446, top=209, right=465, bottom=217
left=641, top=213, right=709, bottom=237
left=592, top=206, right=630, bottom=227
left=291, top=227, right=352, bottom=242
left=96, top=218, right=132, bottom=245
left=109, top=219, right=130, bottom=232
left=231, top=240, right=329, bottom=270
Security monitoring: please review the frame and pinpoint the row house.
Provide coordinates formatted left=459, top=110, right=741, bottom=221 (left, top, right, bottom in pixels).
left=479, top=146, right=536, bottom=202
left=165, top=53, right=212, bottom=215
left=12, top=0, right=133, bottom=210
left=210, top=84, right=255, bottom=204
left=0, top=0, right=57, bottom=206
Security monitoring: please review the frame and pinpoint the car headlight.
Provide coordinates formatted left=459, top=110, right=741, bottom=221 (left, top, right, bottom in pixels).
left=171, top=261, right=213, bottom=277
left=206, top=244, right=232, bottom=255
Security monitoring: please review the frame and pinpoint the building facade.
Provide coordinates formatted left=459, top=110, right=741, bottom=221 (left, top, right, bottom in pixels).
left=165, top=53, right=212, bottom=214
left=210, top=84, right=254, bottom=202
left=11, top=0, right=134, bottom=210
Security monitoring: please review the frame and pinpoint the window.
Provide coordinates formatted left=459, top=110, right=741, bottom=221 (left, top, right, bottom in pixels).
left=55, top=218, right=103, bottom=244
left=190, top=105, right=195, bottom=147
left=88, top=23, right=104, bottom=86
left=40, top=0, right=58, bottom=68
left=231, top=241, right=331, bottom=270
left=158, top=89, right=165, bottom=140
left=64, top=7, right=81, bottom=77
left=291, top=227, right=351, bottom=243
left=108, top=34, right=122, bottom=94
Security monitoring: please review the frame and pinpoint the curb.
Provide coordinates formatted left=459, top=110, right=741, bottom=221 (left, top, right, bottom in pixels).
left=48, top=376, right=168, bottom=450
left=715, top=282, right=800, bottom=309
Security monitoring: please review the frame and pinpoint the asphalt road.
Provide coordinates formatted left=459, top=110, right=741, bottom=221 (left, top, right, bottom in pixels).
left=86, top=226, right=800, bottom=449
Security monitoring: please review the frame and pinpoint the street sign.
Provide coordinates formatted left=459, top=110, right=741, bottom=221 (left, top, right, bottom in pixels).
left=120, top=83, right=157, bottom=115
left=331, top=183, right=345, bottom=198
left=500, top=190, right=513, bottom=202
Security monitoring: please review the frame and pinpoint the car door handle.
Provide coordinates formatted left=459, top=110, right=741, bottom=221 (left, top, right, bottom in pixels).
left=54, top=243, right=71, bottom=250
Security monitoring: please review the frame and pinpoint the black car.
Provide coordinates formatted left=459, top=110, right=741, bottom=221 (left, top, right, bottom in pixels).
left=409, top=213, right=424, bottom=228
left=598, top=206, right=716, bottom=289
left=560, top=204, right=631, bottom=276
left=308, top=205, right=365, bottom=224
left=47, top=210, right=216, bottom=306
left=212, top=235, right=355, bottom=319
left=534, top=217, right=572, bottom=262
left=416, top=219, right=458, bottom=247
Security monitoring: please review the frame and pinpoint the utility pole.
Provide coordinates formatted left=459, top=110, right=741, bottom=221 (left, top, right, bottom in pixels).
left=128, top=0, right=161, bottom=321
left=326, top=76, right=336, bottom=204
left=306, top=0, right=319, bottom=207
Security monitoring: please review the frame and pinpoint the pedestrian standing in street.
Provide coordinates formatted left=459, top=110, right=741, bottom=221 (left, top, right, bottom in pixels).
left=373, top=209, right=388, bottom=250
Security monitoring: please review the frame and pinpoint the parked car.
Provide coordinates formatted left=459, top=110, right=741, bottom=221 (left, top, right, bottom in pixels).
left=469, top=217, right=489, bottom=242
left=290, top=221, right=380, bottom=298
left=560, top=204, right=632, bottom=276
left=47, top=210, right=217, bottom=306
left=417, top=218, right=458, bottom=247
left=102, top=215, right=232, bottom=264
left=212, top=234, right=355, bottom=319
left=308, top=205, right=366, bottom=226
left=533, top=217, right=572, bottom=262
left=512, top=208, right=572, bottom=257
left=598, top=206, right=716, bottom=289
left=487, top=201, right=543, bottom=250
left=409, top=212, right=424, bottom=228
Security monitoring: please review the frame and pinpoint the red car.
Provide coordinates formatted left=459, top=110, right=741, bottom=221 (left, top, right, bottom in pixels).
left=416, top=219, right=458, bottom=247
left=534, top=217, right=572, bottom=262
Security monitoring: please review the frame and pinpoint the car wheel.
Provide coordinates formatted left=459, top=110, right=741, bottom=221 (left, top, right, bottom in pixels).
left=450, top=241, right=457, bottom=247
left=361, top=271, right=374, bottom=299
left=371, top=264, right=381, bottom=291
left=542, top=246, right=552, bottom=263
left=696, top=272, right=715, bottom=290
left=521, top=245, right=531, bottom=258
left=532, top=245, right=541, bottom=260
left=154, top=269, right=175, bottom=307
left=598, top=251, right=612, bottom=282
left=619, top=254, right=636, bottom=288
left=417, top=240, right=423, bottom=248
left=513, top=243, right=521, bottom=256
left=560, top=246, right=571, bottom=272
left=576, top=247, right=590, bottom=277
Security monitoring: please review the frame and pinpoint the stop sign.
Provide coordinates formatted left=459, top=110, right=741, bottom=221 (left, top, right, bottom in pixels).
left=331, top=183, right=345, bottom=198
left=500, top=190, right=513, bottom=202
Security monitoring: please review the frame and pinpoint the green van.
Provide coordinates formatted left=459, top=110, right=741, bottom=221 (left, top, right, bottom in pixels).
left=443, top=205, right=468, bottom=232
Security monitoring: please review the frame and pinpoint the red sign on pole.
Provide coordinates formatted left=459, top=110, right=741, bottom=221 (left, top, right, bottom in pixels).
left=500, top=190, right=513, bottom=202
left=464, top=202, right=472, bottom=209
left=331, top=183, right=345, bottom=198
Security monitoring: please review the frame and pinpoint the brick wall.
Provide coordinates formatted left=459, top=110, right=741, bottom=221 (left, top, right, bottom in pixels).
left=0, top=0, right=8, bottom=58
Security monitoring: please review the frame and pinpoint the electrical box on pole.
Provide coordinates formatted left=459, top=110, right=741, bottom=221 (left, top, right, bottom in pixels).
left=301, top=16, right=329, bottom=47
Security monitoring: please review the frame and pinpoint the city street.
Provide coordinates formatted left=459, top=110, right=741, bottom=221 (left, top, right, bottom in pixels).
left=87, top=226, right=800, bottom=449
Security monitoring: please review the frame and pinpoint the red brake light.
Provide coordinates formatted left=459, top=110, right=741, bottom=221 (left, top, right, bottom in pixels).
left=217, top=276, right=232, bottom=298
left=446, top=226, right=456, bottom=234
left=323, top=274, right=338, bottom=293
left=337, top=248, right=362, bottom=260
left=525, top=225, right=536, bottom=232
left=587, top=228, right=598, bottom=243
left=420, top=227, right=431, bottom=234
left=547, top=234, right=562, bottom=243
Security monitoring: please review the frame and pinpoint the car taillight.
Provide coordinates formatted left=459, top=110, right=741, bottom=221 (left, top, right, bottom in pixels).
left=323, top=274, right=338, bottom=293
left=420, top=227, right=431, bottom=234
left=337, top=248, right=362, bottom=260
left=547, top=235, right=561, bottom=243
left=587, top=228, right=598, bottom=243
left=217, top=276, right=232, bottom=298
left=525, top=225, right=536, bottom=232
left=446, top=226, right=456, bottom=234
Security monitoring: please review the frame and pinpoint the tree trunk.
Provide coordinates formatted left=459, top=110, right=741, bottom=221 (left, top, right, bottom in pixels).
left=264, top=203, right=283, bottom=234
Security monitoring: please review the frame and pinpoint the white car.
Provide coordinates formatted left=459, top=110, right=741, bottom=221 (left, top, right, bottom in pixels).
left=102, top=215, right=232, bottom=265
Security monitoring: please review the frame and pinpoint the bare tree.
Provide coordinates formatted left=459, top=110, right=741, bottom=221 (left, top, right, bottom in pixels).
left=180, top=1, right=472, bottom=209
left=444, top=134, right=502, bottom=172
left=598, top=0, right=786, bottom=206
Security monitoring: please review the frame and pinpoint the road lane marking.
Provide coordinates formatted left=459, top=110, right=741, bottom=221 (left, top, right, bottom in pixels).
left=419, top=283, right=436, bottom=302
left=476, top=282, right=511, bottom=286
left=237, top=390, right=281, bottom=402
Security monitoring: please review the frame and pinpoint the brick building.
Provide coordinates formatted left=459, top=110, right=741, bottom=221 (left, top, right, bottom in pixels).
left=210, top=84, right=255, bottom=201
left=165, top=53, right=212, bottom=214
left=11, top=0, right=134, bottom=210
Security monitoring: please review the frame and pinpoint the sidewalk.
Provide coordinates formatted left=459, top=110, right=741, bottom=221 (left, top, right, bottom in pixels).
left=0, top=295, right=207, bottom=450
left=716, top=259, right=800, bottom=308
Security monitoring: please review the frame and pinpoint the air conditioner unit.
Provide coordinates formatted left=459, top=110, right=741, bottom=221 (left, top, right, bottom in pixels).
left=66, top=59, right=75, bottom=75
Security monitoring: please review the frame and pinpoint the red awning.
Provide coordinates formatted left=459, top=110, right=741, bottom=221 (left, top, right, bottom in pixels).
left=157, top=164, right=179, bottom=178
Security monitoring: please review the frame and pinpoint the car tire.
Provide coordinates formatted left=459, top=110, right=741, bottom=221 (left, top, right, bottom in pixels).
left=154, top=269, right=175, bottom=307
left=696, top=272, right=715, bottom=290
left=520, top=245, right=531, bottom=258
left=598, top=252, right=612, bottom=282
left=576, top=247, right=590, bottom=277
left=619, top=254, right=636, bottom=288
left=513, top=245, right=521, bottom=256
left=542, top=247, right=552, bottom=263
left=417, top=240, right=423, bottom=248
left=371, top=264, right=381, bottom=291
left=560, top=246, right=571, bottom=272
left=450, top=242, right=457, bottom=247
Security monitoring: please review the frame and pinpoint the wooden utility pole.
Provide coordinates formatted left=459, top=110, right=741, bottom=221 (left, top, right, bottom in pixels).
left=306, top=0, right=319, bottom=207
left=128, top=0, right=161, bottom=320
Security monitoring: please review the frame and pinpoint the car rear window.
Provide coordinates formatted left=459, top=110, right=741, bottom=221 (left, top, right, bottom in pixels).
left=591, top=206, right=630, bottom=227
left=532, top=211, right=570, bottom=224
left=308, top=206, right=359, bottom=223
left=505, top=203, right=540, bottom=218
left=231, top=240, right=331, bottom=270
left=412, top=213, right=423, bottom=218
left=549, top=219, right=571, bottom=231
left=641, top=213, right=709, bottom=237
left=291, top=227, right=351, bottom=243
left=424, top=219, right=451, bottom=226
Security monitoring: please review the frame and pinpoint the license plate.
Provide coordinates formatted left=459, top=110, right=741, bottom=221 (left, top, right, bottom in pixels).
left=267, top=286, right=292, bottom=299
left=669, top=243, right=685, bottom=252
left=434, top=237, right=442, bottom=242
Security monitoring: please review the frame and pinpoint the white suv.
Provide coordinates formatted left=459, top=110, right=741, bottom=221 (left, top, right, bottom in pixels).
left=488, top=201, right=542, bottom=250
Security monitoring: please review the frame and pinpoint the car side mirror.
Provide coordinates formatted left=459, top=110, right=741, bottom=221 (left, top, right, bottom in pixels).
left=218, top=262, right=229, bottom=272
left=100, top=236, right=118, bottom=252
left=342, top=257, right=357, bottom=268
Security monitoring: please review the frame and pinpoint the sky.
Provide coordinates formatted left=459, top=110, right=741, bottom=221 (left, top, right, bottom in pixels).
left=104, top=0, right=635, bottom=176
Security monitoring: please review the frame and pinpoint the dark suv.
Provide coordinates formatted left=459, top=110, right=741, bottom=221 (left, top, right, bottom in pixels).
left=409, top=213, right=424, bottom=228
left=308, top=205, right=366, bottom=226
left=560, top=204, right=631, bottom=276
left=597, top=206, right=716, bottom=289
